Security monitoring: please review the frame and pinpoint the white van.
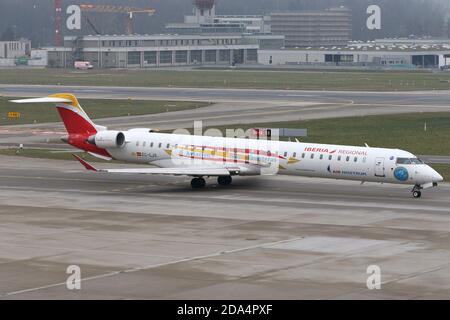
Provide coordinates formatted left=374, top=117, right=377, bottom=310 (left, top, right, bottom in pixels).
left=74, top=61, right=93, bottom=70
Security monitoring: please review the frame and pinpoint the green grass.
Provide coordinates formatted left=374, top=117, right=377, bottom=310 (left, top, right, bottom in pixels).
left=207, top=113, right=450, bottom=156
left=0, top=148, right=108, bottom=162
left=1, top=68, right=450, bottom=91
left=0, top=96, right=209, bottom=125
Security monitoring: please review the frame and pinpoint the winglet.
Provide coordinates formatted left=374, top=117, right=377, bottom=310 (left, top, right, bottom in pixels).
left=73, top=154, right=98, bottom=171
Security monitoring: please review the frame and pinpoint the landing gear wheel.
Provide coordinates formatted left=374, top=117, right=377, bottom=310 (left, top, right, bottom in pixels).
left=413, top=190, right=422, bottom=198
left=191, top=177, right=206, bottom=189
left=217, top=176, right=232, bottom=186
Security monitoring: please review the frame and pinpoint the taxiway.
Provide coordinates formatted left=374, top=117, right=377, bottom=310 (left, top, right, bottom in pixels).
left=0, top=156, right=449, bottom=299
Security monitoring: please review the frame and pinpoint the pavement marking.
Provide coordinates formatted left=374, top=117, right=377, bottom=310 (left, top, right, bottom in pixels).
left=0, top=183, right=449, bottom=216
left=1, top=236, right=304, bottom=297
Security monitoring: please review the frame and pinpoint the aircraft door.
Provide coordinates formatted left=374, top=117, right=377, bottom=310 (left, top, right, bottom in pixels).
left=374, top=157, right=385, bottom=177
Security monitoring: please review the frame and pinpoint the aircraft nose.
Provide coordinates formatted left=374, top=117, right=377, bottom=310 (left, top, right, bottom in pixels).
left=428, top=166, right=444, bottom=183
left=434, top=171, right=444, bottom=183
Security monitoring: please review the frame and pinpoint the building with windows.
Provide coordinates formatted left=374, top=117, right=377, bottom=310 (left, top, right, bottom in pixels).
left=46, top=34, right=259, bottom=68
left=215, top=15, right=271, bottom=34
left=166, top=0, right=271, bottom=36
left=0, top=39, right=31, bottom=58
left=166, top=15, right=272, bottom=36
left=259, top=40, right=450, bottom=69
left=270, top=7, right=352, bottom=48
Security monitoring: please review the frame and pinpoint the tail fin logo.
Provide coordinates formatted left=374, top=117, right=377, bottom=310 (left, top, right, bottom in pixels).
left=10, top=93, right=102, bottom=136
left=49, top=93, right=97, bottom=135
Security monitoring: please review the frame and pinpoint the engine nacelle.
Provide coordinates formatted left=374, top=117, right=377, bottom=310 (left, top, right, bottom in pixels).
left=87, top=131, right=125, bottom=149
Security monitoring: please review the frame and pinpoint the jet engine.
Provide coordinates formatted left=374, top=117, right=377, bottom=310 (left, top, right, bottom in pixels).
left=87, top=131, right=125, bottom=148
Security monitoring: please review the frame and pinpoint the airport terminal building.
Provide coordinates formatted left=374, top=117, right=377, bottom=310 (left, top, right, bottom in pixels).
left=259, top=40, right=450, bottom=69
left=47, top=34, right=260, bottom=68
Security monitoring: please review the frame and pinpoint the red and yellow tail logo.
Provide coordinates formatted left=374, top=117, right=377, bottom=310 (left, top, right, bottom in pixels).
left=49, top=93, right=97, bottom=135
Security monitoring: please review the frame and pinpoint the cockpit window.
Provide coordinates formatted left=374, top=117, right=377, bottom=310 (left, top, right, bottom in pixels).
left=396, top=158, right=411, bottom=164
left=396, top=157, right=424, bottom=165
left=410, top=158, right=424, bottom=164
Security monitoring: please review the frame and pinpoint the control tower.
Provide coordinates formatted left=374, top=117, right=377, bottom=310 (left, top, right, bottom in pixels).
left=185, top=0, right=216, bottom=24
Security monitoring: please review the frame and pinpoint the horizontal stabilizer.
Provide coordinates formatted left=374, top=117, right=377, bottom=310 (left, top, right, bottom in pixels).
left=10, top=97, right=73, bottom=104
left=73, top=154, right=98, bottom=171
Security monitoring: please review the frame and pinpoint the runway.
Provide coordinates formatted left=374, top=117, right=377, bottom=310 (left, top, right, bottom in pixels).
left=4, top=84, right=450, bottom=106
left=1, top=155, right=450, bottom=299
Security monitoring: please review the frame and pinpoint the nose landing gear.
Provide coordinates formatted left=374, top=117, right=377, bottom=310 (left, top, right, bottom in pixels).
left=412, top=190, right=422, bottom=198
left=412, top=185, right=422, bottom=198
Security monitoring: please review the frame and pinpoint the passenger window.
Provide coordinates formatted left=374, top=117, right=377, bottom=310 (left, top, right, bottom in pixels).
left=302, top=153, right=305, bottom=159
left=293, top=152, right=297, bottom=158
left=329, top=155, right=332, bottom=160
left=346, top=156, right=350, bottom=162
left=143, top=141, right=146, bottom=147
left=354, top=157, right=358, bottom=162
left=338, top=156, right=341, bottom=161
left=320, top=154, right=323, bottom=160
left=166, top=143, right=170, bottom=149
left=150, top=142, right=154, bottom=147
left=158, top=143, right=162, bottom=148
left=310, top=153, right=314, bottom=159
left=284, top=152, right=288, bottom=157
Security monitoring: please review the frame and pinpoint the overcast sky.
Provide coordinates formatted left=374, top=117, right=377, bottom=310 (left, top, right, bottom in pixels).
left=1, top=0, right=449, bottom=46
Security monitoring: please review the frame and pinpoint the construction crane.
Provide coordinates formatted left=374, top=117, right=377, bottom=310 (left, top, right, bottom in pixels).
left=79, top=4, right=156, bottom=35
left=85, top=16, right=101, bottom=35
left=53, top=1, right=156, bottom=45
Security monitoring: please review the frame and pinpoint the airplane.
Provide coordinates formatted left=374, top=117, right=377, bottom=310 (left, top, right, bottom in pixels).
left=11, top=93, right=443, bottom=198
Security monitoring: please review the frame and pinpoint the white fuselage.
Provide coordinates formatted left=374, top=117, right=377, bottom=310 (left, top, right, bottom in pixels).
left=105, top=130, right=443, bottom=186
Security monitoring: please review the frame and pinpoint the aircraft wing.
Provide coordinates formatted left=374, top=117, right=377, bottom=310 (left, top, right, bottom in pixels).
left=73, top=154, right=237, bottom=176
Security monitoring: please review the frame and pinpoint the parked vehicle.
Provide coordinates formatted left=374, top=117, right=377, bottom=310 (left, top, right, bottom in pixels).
left=74, top=61, right=93, bottom=70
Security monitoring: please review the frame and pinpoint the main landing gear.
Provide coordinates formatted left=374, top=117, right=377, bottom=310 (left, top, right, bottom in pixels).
left=217, top=175, right=232, bottom=186
left=190, top=176, right=233, bottom=189
left=191, top=177, right=206, bottom=189
left=412, top=185, right=422, bottom=198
